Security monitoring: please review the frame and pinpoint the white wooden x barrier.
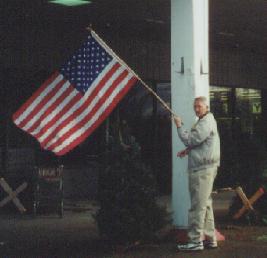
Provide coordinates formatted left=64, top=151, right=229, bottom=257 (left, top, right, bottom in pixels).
left=0, top=178, right=27, bottom=213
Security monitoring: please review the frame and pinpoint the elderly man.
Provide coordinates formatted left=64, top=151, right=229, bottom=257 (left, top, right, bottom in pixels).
left=173, top=96, right=220, bottom=251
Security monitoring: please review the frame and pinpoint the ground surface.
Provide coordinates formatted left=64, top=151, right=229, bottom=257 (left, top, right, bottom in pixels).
left=0, top=194, right=267, bottom=258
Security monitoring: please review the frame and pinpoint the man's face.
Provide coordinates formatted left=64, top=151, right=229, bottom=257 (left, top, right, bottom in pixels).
left=194, top=100, right=208, bottom=117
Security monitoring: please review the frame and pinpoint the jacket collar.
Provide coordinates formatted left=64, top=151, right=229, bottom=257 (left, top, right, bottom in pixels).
left=198, top=111, right=210, bottom=120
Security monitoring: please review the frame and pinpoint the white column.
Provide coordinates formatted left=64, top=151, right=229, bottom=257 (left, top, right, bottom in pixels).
left=171, top=0, right=210, bottom=227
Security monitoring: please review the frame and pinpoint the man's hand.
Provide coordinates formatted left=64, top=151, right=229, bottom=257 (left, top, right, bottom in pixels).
left=173, top=115, right=182, bottom=128
left=177, top=148, right=189, bottom=158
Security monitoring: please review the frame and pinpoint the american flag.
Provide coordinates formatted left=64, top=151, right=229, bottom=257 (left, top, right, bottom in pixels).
left=13, top=32, right=137, bottom=156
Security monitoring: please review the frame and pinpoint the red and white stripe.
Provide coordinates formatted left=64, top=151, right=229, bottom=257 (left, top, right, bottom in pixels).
left=13, top=59, right=137, bottom=155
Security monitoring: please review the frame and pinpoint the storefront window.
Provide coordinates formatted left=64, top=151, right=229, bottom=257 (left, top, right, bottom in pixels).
left=235, top=88, right=261, bottom=135
left=210, top=86, right=263, bottom=188
left=210, top=86, right=262, bottom=137
left=210, top=86, right=233, bottom=139
left=210, top=86, right=232, bottom=117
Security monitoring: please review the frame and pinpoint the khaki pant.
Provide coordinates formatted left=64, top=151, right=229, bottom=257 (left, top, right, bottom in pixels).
left=187, top=167, right=217, bottom=243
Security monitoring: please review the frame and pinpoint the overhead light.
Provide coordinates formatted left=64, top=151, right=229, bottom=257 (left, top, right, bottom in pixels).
left=218, top=32, right=235, bottom=37
left=145, top=18, right=165, bottom=24
left=48, top=0, right=92, bottom=6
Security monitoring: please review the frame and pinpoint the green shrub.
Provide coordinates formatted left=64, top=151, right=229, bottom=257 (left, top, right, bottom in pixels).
left=96, top=121, right=169, bottom=244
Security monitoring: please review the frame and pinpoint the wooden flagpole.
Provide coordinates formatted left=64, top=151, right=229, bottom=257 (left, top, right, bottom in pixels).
left=86, top=26, right=177, bottom=117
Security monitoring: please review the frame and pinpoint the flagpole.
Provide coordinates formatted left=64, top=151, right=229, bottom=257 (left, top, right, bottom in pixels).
left=86, top=27, right=177, bottom=117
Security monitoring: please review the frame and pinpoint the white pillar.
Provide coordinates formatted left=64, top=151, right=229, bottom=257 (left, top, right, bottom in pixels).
left=171, top=0, right=210, bottom=227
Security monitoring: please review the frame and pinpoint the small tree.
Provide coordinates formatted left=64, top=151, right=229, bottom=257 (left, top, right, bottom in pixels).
left=96, top=119, right=169, bottom=244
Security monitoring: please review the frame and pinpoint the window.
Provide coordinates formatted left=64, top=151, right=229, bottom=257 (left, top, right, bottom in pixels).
left=210, top=86, right=262, bottom=137
left=235, top=88, right=261, bottom=135
left=210, top=86, right=263, bottom=188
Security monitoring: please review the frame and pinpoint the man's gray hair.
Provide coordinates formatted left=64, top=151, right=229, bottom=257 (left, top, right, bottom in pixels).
left=194, top=96, right=209, bottom=107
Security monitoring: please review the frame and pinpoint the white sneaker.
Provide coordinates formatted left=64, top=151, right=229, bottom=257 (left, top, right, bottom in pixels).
left=203, top=240, right=218, bottom=249
left=177, top=241, right=204, bottom=251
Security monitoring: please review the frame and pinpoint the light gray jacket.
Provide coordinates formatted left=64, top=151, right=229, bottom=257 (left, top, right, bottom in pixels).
left=177, top=112, right=220, bottom=171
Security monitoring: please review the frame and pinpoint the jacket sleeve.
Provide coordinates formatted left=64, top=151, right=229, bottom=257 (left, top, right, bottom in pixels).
left=177, top=117, right=212, bottom=148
